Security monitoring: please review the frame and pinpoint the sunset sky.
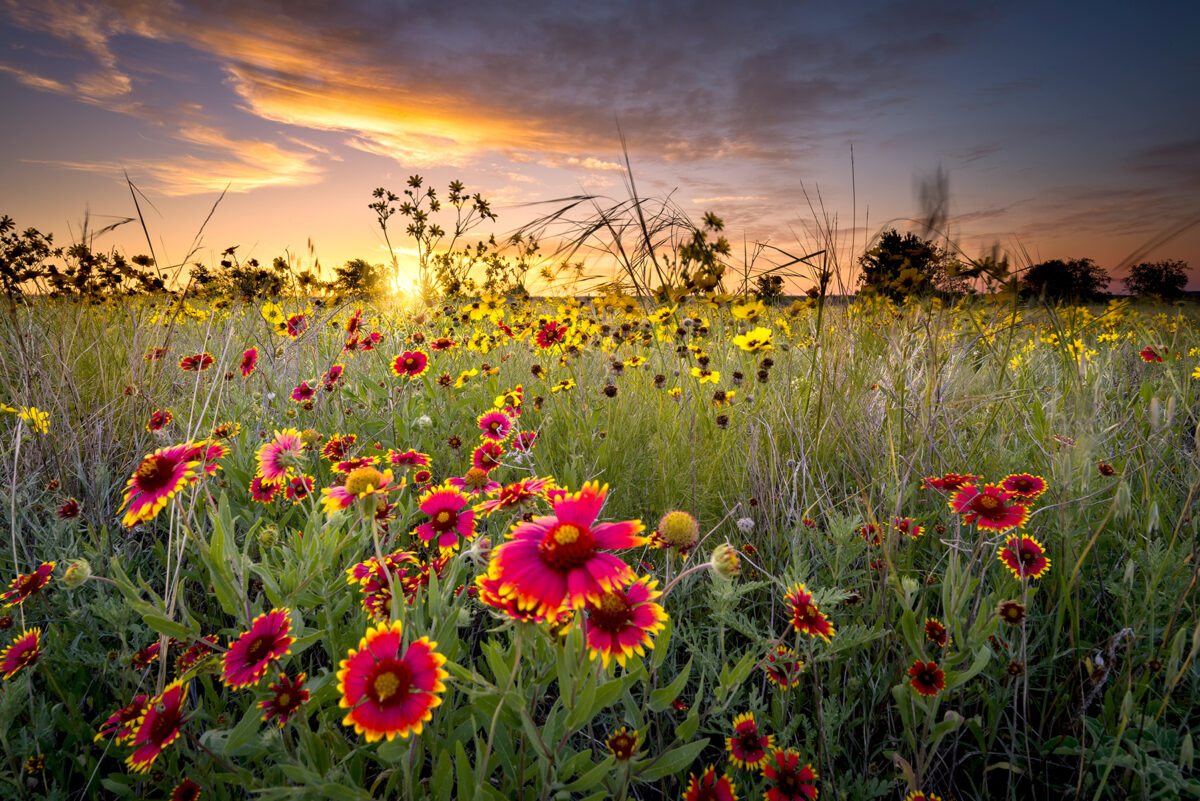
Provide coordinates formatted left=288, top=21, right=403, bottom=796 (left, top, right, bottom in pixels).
left=1, top=0, right=1197, bottom=292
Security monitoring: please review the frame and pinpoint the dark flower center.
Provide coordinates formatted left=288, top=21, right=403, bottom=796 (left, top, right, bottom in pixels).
left=432, top=509, right=457, bottom=531
left=135, top=456, right=183, bottom=494
left=244, top=634, right=277, bottom=665
left=146, top=705, right=181, bottom=743
left=539, top=523, right=596, bottom=571
left=589, top=591, right=632, bottom=632
left=365, top=658, right=413, bottom=708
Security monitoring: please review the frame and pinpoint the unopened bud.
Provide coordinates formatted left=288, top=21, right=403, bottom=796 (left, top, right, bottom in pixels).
left=710, top=543, right=741, bottom=578
left=61, top=558, right=91, bottom=589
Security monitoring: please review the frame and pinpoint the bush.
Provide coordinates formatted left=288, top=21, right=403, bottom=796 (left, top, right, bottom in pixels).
left=1020, top=257, right=1110, bottom=302
left=857, top=228, right=949, bottom=301
left=1124, top=259, right=1189, bottom=299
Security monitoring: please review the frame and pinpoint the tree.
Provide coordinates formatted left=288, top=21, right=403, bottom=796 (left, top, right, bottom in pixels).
left=333, top=258, right=387, bottom=297
left=1019, top=258, right=1109, bottom=301
left=1124, top=259, right=1189, bottom=299
left=857, top=228, right=948, bottom=301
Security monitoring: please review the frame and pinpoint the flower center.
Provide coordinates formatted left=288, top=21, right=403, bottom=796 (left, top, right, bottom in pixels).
left=276, top=692, right=291, bottom=707
left=589, top=590, right=632, bottom=631
left=345, top=467, right=385, bottom=497
left=365, top=658, right=413, bottom=708
left=432, top=509, right=456, bottom=531
left=244, top=634, right=275, bottom=665
left=539, top=523, right=596, bottom=571
left=737, top=731, right=760, bottom=751
left=463, top=468, right=490, bottom=489
left=977, top=494, right=1000, bottom=510
left=135, top=456, right=181, bottom=494
left=146, top=705, right=180, bottom=742
left=1019, top=548, right=1037, bottom=564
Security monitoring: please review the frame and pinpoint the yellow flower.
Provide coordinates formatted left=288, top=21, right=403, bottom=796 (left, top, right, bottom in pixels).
left=261, top=301, right=285, bottom=326
left=732, top=326, right=773, bottom=353
left=453, top=369, right=478, bottom=388
left=730, top=299, right=765, bottom=320
left=625, top=356, right=647, bottom=368
left=18, top=406, right=49, bottom=434
left=667, top=387, right=682, bottom=398
left=1192, top=366, right=1200, bottom=380
left=551, top=379, right=576, bottom=393
left=691, top=367, right=720, bottom=384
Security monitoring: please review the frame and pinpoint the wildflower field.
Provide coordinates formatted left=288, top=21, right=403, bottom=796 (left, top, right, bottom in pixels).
left=1, top=289, right=1199, bottom=801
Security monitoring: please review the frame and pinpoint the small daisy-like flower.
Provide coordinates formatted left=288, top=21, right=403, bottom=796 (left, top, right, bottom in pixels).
left=582, top=576, right=668, bottom=668
left=320, top=467, right=399, bottom=515
left=179, top=353, right=214, bottom=372
left=1098, top=461, right=1116, bottom=477
left=210, top=421, right=241, bottom=440
left=2, top=562, right=55, bottom=607
left=606, top=726, right=638, bottom=760
left=125, top=679, right=188, bottom=773
left=290, top=382, right=317, bottom=403
left=894, top=517, right=924, bottom=539
left=387, top=449, right=431, bottom=470
left=477, top=410, right=513, bottom=442
left=762, top=749, right=818, bottom=801
left=131, top=641, right=160, bottom=670
left=221, top=609, right=295, bottom=690
left=1, top=627, right=41, bottom=679
left=653, top=510, right=700, bottom=554
left=255, top=429, right=306, bottom=483
left=391, top=351, right=428, bottom=379
left=94, top=694, right=150, bottom=743
left=908, top=660, right=945, bottom=697
left=511, top=431, right=537, bottom=452
left=285, top=474, right=315, bottom=503
left=431, top=336, right=455, bottom=351
left=949, top=483, right=1029, bottom=533
left=1139, top=346, right=1163, bottom=363
left=691, top=367, right=720, bottom=384
left=249, top=475, right=281, bottom=503
left=120, top=443, right=202, bottom=528
left=284, top=314, right=308, bottom=338
left=904, top=793, right=944, bottom=801
left=997, top=535, right=1051, bottom=580
left=921, top=473, right=981, bottom=493
left=321, top=433, right=357, bottom=462
left=171, top=778, right=202, bottom=801
left=685, top=765, right=738, bottom=801
left=551, top=378, right=576, bottom=393
left=337, top=620, right=448, bottom=742
left=415, top=485, right=476, bottom=550
left=146, top=408, right=172, bottom=432
left=486, top=482, right=646, bottom=617
left=258, top=672, right=310, bottom=727
left=474, top=477, right=554, bottom=516
left=998, top=600, right=1026, bottom=625
left=1000, top=473, right=1048, bottom=501
left=726, top=711, right=773, bottom=770
left=471, top=441, right=505, bottom=473
left=924, top=618, right=951, bottom=648
left=784, top=583, right=835, bottom=642
left=56, top=498, right=81, bottom=519
left=763, top=645, right=805, bottom=689
left=240, top=346, right=258, bottom=378
left=536, top=320, right=569, bottom=348
left=733, top=325, right=774, bottom=353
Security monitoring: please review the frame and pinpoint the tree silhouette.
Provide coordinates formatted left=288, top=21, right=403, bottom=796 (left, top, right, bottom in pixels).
left=857, top=228, right=948, bottom=301
left=1123, top=259, right=1189, bottom=299
left=1019, top=258, right=1109, bottom=301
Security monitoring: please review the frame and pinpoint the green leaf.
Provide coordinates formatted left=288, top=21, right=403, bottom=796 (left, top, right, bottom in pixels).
left=223, top=703, right=263, bottom=756
left=651, top=617, right=672, bottom=669
left=456, top=740, right=476, bottom=801
left=432, top=751, right=454, bottom=801
left=142, top=613, right=194, bottom=640
left=559, top=756, right=615, bottom=792
left=636, top=737, right=709, bottom=781
left=649, top=657, right=692, bottom=712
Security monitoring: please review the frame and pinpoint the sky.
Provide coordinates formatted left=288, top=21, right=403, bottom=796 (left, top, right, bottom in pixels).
left=1, top=0, right=1197, bottom=293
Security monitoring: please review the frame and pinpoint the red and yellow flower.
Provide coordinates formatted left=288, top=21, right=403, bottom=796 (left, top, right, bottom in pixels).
left=784, top=583, right=835, bottom=642
left=391, top=350, right=428, bottom=379
left=258, top=672, right=310, bottom=727
left=997, top=535, right=1051, bottom=580
left=125, top=679, right=188, bottom=773
left=120, top=443, right=202, bottom=527
left=908, top=660, right=945, bottom=697
left=1, top=627, right=41, bottom=679
left=94, top=694, right=150, bottom=743
left=415, top=485, right=476, bottom=550
left=1000, top=473, right=1048, bottom=501
left=2, top=562, right=55, bottom=607
left=582, top=576, right=668, bottom=668
left=949, top=483, right=1029, bottom=533
left=221, top=609, right=295, bottom=689
left=685, top=765, right=739, bottom=801
left=762, top=750, right=818, bottom=801
left=337, top=621, right=448, bottom=742
left=726, top=711, right=773, bottom=770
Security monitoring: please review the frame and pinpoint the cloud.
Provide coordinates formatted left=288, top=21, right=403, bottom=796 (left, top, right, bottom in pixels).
left=0, top=63, right=69, bottom=93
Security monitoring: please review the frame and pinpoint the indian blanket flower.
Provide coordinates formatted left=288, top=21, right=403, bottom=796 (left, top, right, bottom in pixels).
left=894, top=517, right=924, bottom=539
left=186, top=439, right=228, bottom=476
left=56, top=498, right=80, bottom=519
left=430, top=336, right=455, bottom=351
left=763, top=645, right=805, bottom=689
left=998, top=600, right=1027, bottom=625
left=240, top=346, right=258, bottom=378
left=949, top=483, right=1029, bottom=533
left=259, top=672, right=310, bottom=727
left=322, top=433, right=357, bottom=462
left=904, top=793, right=944, bottom=801
left=511, top=431, right=537, bottom=452
left=285, top=475, right=315, bottom=503
left=320, top=467, right=399, bottom=515
left=415, top=485, right=476, bottom=550
left=392, top=350, right=429, bottom=379
left=179, top=353, right=214, bottom=372
left=3, top=562, right=55, bottom=607
left=925, top=618, right=951, bottom=648
left=221, top=609, right=295, bottom=690
left=784, top=583, right=835, bottom=642
left=762, top=750, right=818, bottom=801
left=582, top=576, right=668, bottom=668
left=732, top=325, right=774, bottom=353
left=255, top=429, right=305, bottom=483
left=726, top=711, right=773, bottom=770
left=126, top=679, right=188, bottom=773
left=653, top=510, right=700, bottom=554
left=337, top=620, right=448, bottom=742
left=997, top=535, right=1051, bottom=580
left=685, top=765, right=738, bottom=801
left=95, top=695, right=150, bottom=743
left=1, top=627, right=40, bottom=679
left=249, top=476, right=280, bottom=503
left=171, top=779, right=202, bottom=801
left=1000, top=473, right=1048, bottom=501
left=290, top=381, right=317, bottom=403
left=536, top=320, right=569, bottom=348
left=921, top=473, right=981, bottom=493
left=387, top=449, right=431, bottom=470
left=474, top=477, right=554, bottom=517
left=477, top=410, right=513, bottom=442
left=284, top=314, right=308, bottom=338
left=486, top=481, right=647, bottom=618
left=146, top=408, right=172, bottom=432
left=1139, top=346, right=1164, bottom=363
left=908, top=660, right=946, bottom=697
left=120, top=443, right=201, bottom=527
left=471, top=441, right=505, bottom=473
left=607, top=726, right=638, bottom=760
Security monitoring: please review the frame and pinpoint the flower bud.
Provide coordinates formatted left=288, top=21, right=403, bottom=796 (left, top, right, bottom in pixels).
left=61, top=558, right=92, bottom=589
left=710, top=543, right=741, bottom=578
